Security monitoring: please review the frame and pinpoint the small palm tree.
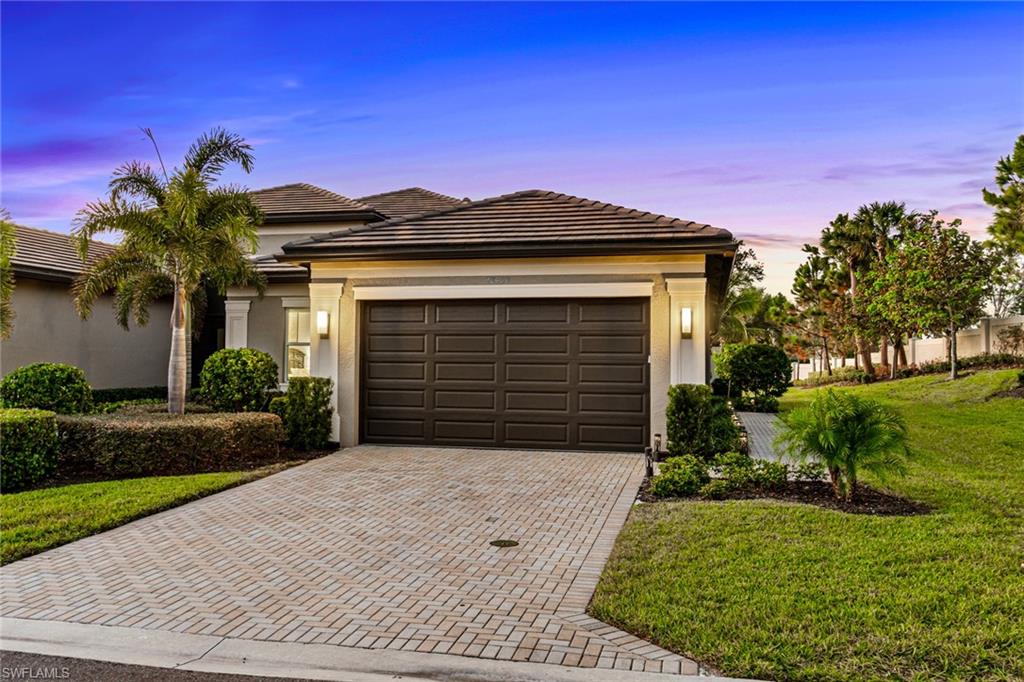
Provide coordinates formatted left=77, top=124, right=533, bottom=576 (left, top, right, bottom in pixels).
left=774, top=388, right=911, bottom=501
left=73, top=128, right=265, bottom=414
left=0, top=209, right=16, bottom=340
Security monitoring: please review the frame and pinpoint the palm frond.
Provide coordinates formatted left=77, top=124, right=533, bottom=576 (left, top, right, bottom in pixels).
left=72, top=199, right=162, bottom=260
left=110, top=161, right=167, bottom=206
left=72, top=249, right=156, bottom=319
left=184, top=127, right=255, bottom=179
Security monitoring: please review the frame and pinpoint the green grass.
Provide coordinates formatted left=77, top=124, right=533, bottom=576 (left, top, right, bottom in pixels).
left=1, top=463, right=295, bottom=565
left=591, top=370, right=1024, bottom=682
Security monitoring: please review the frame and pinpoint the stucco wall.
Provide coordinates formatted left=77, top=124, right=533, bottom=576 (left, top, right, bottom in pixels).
left=255, top=220, right=368, bottom=255
left=1, top=278, right=173, bottom=389
left=245, top=296, right=287, bottom=382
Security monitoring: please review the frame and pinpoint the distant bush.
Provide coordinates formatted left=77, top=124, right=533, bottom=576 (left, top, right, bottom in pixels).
left=91, top=386, right=166, bottom=404
left=0, top=408, right=58, bottom=491
left=797, top=366, right=872, bottom=387
left=57, top=412, right=284, bottom=478
left=0, top=363, right=92, bottom=414
left=650, top=455, right=710, bottom=498
left=270, top=377, right=334, bottom=451
left=897, top=353, right=1024, bottom=380
left=665, top=384, right=740, bottom=460
left=996, top=325, right=1024, bottom=356
left=198, top=349, right=278, bottom=412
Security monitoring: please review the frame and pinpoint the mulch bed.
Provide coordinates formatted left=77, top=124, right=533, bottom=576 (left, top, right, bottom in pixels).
left=990, top=385, right=1024, bottom=400
left=638, top=477, right=930, bottom=516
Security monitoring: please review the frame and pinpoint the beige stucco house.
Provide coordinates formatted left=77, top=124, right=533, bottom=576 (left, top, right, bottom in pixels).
left=230, top=184, right=736, bottom=453
left=1, top=226, right=173, bottom=389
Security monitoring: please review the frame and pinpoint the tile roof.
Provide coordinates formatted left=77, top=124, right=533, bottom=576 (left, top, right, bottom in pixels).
left=357, top=187, right=467, bottom=218
left=250, top=254, right=310, bottom=283
left=281, top=189, right=735, bottom=260
left=9, top=225, right=115, bottom=282
left=249, top=183, right=382, bottom=223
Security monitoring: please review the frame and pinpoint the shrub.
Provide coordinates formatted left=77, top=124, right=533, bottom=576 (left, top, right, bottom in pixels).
left=650, top=455, right=710, bottom=498
left=734, top=394, right=780, bottom=413
left=198, top=349, right=279, bottom=412
left=727, top=344, right=791, bottom=399
left=794, top=460, right=827, bottom=481
left=57, top=412, right=284, bottom=477
left=1019, top=369, right=1024, bottom=387
left=0, top=363, right=92, bottom=413
left=996, top=324, right=1024, bottom=356
left=94, top=398, right=164, bottom=414
left=270, top=377, right=334, bottom=451
left=699, top=478, right=732, bottom=500
left=91, top=386, right=166, bottom=404
left=711, top=451, right=788, bottom=492
left=666, top=384, right=740, bottom=460
left=775, top=388, right=911, bottom=501
left=104, top=401, right=213, bottom=415
left=0, top=408, right=58, bottom=491
left=797, top=366, right=871, bottom=387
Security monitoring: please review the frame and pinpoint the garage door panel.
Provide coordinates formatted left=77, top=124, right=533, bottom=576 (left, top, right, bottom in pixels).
left=361, top=298, right=649, bottom=451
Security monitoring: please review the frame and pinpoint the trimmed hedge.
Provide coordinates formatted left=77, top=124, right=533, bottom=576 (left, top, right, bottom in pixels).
left=796, top=366, right=873, bottom=387
left=57, top=412, right=285, bottom=477
left=665, top=384, right=740, bottom=461
left=100, top=401, right=214, bottom=415
left=270, top=377, right=334, bottom=451
left=0, top=408, right=58, bottom=492
left=199, top=349, right=279, bottom=412
left=92, top=386, right=166, bottom=404
left=650, top=455, right=710, bottom=498
left=0, top=363, right=92, bottom=413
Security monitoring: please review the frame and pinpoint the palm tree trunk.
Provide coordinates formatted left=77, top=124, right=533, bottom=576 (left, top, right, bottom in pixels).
left=168, top=284, right=188, bottom=414
left=828, top=466, right=842, bottom=500
left=847, top=476, right=857, bottom=503
left=850, top=268, right=874, bottom=375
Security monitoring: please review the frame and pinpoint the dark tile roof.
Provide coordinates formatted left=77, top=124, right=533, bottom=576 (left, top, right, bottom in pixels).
left=357, top=187, right=467, bottom=218
left=10, top=225, right=115, bottom=282
left=250, top=254, right=309, bottom=283
left=250, top=183, right=382, bottom=223
left=282, top=189, right=735, bottom=260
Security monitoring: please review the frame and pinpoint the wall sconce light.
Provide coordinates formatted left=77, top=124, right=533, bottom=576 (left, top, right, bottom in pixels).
left=680, top=307, right=693, bottom=339
left=316, top=310, right=330, bottom=338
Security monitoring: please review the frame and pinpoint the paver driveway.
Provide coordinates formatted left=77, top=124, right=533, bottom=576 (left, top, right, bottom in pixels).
left=1, top=446, right=698, bottom=674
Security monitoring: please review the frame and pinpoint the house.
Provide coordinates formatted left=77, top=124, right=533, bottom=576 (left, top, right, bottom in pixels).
left=230, top=184, right=737, bottom=452
left=1, top=225, right=173, bottom=389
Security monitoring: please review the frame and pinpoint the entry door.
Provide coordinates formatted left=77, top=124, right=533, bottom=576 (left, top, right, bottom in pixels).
left=360, top=298, right=650, bottom=452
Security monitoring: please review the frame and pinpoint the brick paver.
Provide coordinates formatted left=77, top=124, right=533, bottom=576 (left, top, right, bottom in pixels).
left=737, top=411, right=785, bottom=462
left=0, top=446, right=698, bottom=674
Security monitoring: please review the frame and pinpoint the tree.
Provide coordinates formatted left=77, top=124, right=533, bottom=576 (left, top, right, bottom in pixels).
left=791, top=246, right=849, bottom=375
left=73, top=128, right=265, bottom=414
left=820, top=213, right=875, bottom=373
left=982, top=134, right=1024, bottom=254
left=870, top=213, right=991, bottom=379
left=986, top=242, right=1024, bottom=317
left=775, top=388, right=911, bottom=502
left=714, top=243, right=766, bottom=344
left=0, top=210, right=15, bottom=340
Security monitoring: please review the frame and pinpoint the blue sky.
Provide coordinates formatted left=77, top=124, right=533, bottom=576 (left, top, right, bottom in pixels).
left=2, top=2, right=1022, bottom=292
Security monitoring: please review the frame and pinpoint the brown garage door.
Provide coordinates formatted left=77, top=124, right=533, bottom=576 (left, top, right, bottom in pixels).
left=360, top=298, right=650, bottom=452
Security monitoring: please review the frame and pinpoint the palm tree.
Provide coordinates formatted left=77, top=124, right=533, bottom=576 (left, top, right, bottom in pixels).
left=774, top=388, right=911, bottom=501
left=0, top=209, right=15, bottom=340
left=820, top=213, right=875, bottom=374
left=717, top=285, right=764, bottom=343
left=73, top=128, right=265, bottom=414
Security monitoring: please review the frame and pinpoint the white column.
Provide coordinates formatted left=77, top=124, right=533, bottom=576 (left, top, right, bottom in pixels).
left=224, top=299, right=251, bottom=349
left=309, top=282, right=345, bottom=441
left=666, top=277, right=708, bottom=385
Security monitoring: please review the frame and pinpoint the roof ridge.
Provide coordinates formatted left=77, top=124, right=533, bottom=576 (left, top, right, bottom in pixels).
left=298, top=183, right=374, bottom=211
left=356, top=187, right=464, bottom=204
left=532, top=190, right=700, bottom=229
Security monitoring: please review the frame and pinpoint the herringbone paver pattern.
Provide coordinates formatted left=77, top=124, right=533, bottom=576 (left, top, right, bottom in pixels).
left=0, top=446, right=698, bottom=674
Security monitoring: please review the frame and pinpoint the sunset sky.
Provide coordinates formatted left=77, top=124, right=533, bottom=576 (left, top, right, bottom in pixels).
left=3, top=2, right=1022, bottom=293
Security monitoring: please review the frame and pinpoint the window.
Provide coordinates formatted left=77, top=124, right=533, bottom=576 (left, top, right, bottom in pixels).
left=285, top=309, right=311, bottom=380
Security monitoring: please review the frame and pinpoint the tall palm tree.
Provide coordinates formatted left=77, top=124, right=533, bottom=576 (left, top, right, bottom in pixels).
left=775, top=388, right=911, bottom=502
left=73, top=128, right=265, bottom=414
left=0, top=209, right=16, bottom=340
left=820, top=213, right=875, bottom=374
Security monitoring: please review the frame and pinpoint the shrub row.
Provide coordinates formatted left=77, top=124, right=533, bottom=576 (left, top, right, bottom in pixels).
left=649, top=451, right=825, bottom=500
left=57, top=412, right=284, bottom=477
left=796, top=366, right=874, bottom=387
left=91, top=386, right=167, bottom=404
left=665, top=384, right=741, bottom=460
left=0, top=408, right=58, bottom=492
left=896, top=352, right=1024, bottom=379
left=270, top=377, right=334, bottom=451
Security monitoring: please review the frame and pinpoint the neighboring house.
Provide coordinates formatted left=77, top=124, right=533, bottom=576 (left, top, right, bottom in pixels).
left=231, top=184, right=736, bottom=452
left=0, top=225, right=173, bottom=389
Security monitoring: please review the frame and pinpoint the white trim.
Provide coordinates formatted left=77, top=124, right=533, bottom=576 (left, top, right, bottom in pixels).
left=352, top=282, right=654, bottom=301
left=665, top=277, right=708, bottom=385
left=224, top=299, right=251, bottom=349
left=280, top=296, right=310, bottom=308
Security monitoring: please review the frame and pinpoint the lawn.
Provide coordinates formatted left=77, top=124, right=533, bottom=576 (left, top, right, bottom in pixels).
left=590, top=369, right=1024, bottom=682
left=1, top=462, right=296, bottom=565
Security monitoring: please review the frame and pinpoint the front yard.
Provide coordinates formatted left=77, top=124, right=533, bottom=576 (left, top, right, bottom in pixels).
left=1, top=462, right=296, bottom=564
left=590, top=369, right=1024, bottom=682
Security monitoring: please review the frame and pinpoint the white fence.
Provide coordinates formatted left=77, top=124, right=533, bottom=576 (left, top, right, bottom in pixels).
left=791, top=315, right=1024, bottom=380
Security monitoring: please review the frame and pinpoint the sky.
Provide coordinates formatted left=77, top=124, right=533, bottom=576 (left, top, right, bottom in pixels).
left=2, top=2, right=1022, bottom=293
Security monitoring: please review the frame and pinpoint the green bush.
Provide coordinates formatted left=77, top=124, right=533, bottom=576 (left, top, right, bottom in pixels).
left=665, top=384, right=740, bottom=460
left=270, top=377, right=334, bottom=451
left=198, top=348, right=278, bottom=412
left=698, top=478, right=732, bottom=500
left=0, top=363, right=92, bottom=413
left=0, top=408, right=58, bottom=492
left=102, top=401, right=214, bottom=415
left=794, top=460, right=827, bottom=481
left=91, top=386, right=166, bottom=404
left=709, top=451, right=788, bottom=492
left=727, top=344, right=791, bottom=400
left=798, top=366, right=872, bottom=387
left=650, top=455, right=710, bottom=498
left=1018, top=369, right=1024, bottom=387
left=57, top=412, right=284, bottom=477
left=733, top=394, right=780, bottom=413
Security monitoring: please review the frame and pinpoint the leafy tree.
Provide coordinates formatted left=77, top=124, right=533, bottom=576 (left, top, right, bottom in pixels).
left=791, top=247, right=849, bottom=375
left=714, top=243, right=766, bottom=344
left=775, top=388, right=911, bottom=502
left=0, top=210, right=15, bottom=340
left=986, top=242, right=1024, bottom=317
left=868, top=213, right=991, bottom=379
left=820, top=213, right=875, bottom=373
left=73, top=128, right=265, bottom=414
left=982, top=134, right=1024, bottom=253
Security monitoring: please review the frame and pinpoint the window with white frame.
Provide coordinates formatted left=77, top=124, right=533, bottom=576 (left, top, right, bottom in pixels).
left=285, top=309, right=311, bottom=380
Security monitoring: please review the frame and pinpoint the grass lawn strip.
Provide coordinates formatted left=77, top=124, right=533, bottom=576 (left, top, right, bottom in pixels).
left=1, top=462, right=299, bottom=565
left=590, top=369, right=1024, bottom=682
